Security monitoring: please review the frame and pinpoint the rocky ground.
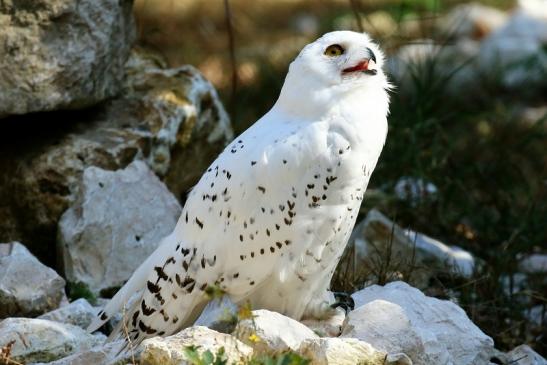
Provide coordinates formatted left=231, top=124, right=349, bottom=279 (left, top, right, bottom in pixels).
left=1, top=259, right=543, bottom=365
left=0, top=0, right=546, bottom=364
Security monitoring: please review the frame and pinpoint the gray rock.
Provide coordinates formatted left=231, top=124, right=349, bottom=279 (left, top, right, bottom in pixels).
left=58, top=161, right=181, bottom=294
left=38, top=298, right=96, bottom=329
left=122, top=49, right=233, bottom=182
left=94, top=298, right=123, bottom=333
left=193, top=295, right=239, bottom=333
left=0, top=0, right=135, bottom=117
left=394, top=176, right=438, bottom=205
left=478, top=5, right=547, bottom=90
left=391, top=2, right=547, bottom=97
left=301, top=307, right=346, bottom=337
left=517, top=105, right=547, bottom=126
left=343, top=281, right=496, bottom=365
left=140, top=326, right=253, bottom=365
left=525, top=305, right=547, bottom=327
left=346, top=209, right=475, bottom=289
left=234, top=309, right=318, bottom=355
left=297, top=338, right=395, bottom=365
left=40, top=340, right=134, bottom=365
left=0, top=317, right=105, bottom=364
left=386, top=353, right=414, bottom=365
left=518, top=253, right=547, bottom=274
left=438, top=2, right=508, bottom=40
left=0, top=48, right=232, bottom=267
left=500, top=273, right=529, bottom=298
left=0, top=242, right=65, bottom=318
left=506, top=344, right=546, bottom=365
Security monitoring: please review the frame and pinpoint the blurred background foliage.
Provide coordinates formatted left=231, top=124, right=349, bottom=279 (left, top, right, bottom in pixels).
left=134, top=0, right=546, bottom=355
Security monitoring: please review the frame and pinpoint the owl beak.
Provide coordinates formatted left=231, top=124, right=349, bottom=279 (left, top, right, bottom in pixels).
left=342, top=47, right=377, bottom=75
left=342, top=59, right=377, bottom=75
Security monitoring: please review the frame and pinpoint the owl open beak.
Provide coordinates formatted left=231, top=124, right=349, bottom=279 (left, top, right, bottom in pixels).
left=342, top=58, right=377, bottom=75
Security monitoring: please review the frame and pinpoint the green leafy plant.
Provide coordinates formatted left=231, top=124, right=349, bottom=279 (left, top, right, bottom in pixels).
left=66, top=281, right=97, bottom=305
left=182, top=346, right=310, bottom=365
left=183, top=346, right=228, bottom=365
left=248, top=352, right=310, bottom=365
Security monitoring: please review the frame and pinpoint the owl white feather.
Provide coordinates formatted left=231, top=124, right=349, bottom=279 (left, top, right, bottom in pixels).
left=88, top=30, right=390, bottom=346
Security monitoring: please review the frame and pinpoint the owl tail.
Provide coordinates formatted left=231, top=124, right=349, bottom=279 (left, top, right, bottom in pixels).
left=87, top=233, right=175, bottom=334
left=87, top=231, right=211, bottom=353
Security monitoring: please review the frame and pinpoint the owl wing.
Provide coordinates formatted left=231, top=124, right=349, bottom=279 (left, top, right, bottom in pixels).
left=89, top=114, right=367, bottom=347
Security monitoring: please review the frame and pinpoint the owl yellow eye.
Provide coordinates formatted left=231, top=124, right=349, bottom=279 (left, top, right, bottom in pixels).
left=324, top=44, right=344, bottom=57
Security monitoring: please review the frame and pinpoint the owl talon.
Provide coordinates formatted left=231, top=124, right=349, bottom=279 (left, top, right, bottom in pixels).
left=330, top=291, right=355, bottom=314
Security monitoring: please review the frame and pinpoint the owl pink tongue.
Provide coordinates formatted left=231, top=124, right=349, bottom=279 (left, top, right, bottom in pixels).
left=342, top=60, right=370, bottom=73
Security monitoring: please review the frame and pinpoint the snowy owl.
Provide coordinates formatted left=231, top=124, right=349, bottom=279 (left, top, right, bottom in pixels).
left=89, top=31, right=390, bottom=345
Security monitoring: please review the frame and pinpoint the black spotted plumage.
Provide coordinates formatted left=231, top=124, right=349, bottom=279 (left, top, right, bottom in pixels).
left=87, top=31, right=389, bottom=350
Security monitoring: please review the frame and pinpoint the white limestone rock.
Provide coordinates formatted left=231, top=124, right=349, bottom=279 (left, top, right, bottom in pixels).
left=506, top=344, right=546, bottom=365
left=58, top=161, right=181, bottom=294
left=39, top=340, right=134, bottom=365
left=0, top=48, right=233, bottom=265
left=301, top=307, right=346, bottom=337
left=234, top=309, right=319, bottom=355
left=122, top=50, right=233, bottom=180
left=402, top=230, right=475, bottom=278
left=140, top=326, right=253, bottom=365
left=298, top=337, right=400, bottom=365
left=344, top=282, right=496, bottom=365
left=349, top=209, right=475, bottom=288
left=0, top=242, right=65, bottom=318
left=38, top=298, right=96, bottom=329
left=0, top=0, right=135, bottom=117
left=0, top=317, right=105, bottom=364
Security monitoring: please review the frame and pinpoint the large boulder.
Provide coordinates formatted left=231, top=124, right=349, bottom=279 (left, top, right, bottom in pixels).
left=38, top=298, right=97, bottom=329
left=234, top=309, right=319, bottom=355
left=0, top=49, right=232, bottom=267
left=140, top=326, right=253, bottom=365
left=58, top=161, right=181, bottom=294
left=0, top=0, right=135, bottom=117
left=343, top=281, right=496, bottom=365
left=0, top=242, right=65, bottom=318
left=0, top=317, right=105, bottom=364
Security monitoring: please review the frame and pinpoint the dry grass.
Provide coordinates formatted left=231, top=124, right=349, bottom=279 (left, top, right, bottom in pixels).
left=0, top=341, right=22, bottom=365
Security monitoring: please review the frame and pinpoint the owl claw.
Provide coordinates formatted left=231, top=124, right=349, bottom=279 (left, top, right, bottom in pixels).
left=330, top=291, right=355, bottom=314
